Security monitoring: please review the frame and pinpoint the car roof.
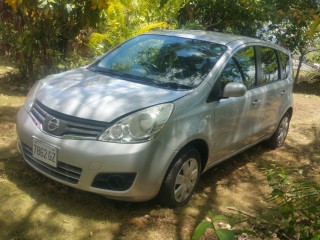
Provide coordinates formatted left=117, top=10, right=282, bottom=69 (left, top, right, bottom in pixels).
left=147, top=30, right=287, bottom=52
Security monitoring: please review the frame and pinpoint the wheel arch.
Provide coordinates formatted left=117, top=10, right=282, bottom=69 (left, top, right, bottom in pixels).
left=160, top=138, right=209, bottom=184
left=187, top=139, right=209, bottom=173
left=170, top=139, right=209, bottom=174
left=286, top=107, right=293, bottom=119
left=157, top=138, right=209, bottom=206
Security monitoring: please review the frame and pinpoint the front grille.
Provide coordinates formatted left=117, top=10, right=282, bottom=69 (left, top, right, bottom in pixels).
left=22, top=143, right=82, bottom=184
left=31, top=100, right=109, bottom=139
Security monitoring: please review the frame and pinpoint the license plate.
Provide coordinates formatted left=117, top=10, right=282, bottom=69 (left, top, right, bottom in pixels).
left=32, top=139, right=58, bottom=168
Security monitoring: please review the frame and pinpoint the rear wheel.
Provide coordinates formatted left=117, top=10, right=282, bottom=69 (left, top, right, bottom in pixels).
left=266, top=112, right=290, bottom=149
left=158, top=148, right=201, bottom=207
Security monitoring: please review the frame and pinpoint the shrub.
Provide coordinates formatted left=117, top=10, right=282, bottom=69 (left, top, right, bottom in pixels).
left=192, top=165, right=320, bottom=239
left=1, top=0, right=101, bottom=85
left=260, top=166, right=320, bottom=239
left=192, top=212, right=255, bottom=240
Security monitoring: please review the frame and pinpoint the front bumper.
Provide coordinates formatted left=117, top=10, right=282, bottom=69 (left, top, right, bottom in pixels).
left=16, top=107, right=177, bottom=201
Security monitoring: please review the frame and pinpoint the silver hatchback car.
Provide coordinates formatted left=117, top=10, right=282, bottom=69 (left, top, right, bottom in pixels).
left=17, top=30, right=293, bottom=207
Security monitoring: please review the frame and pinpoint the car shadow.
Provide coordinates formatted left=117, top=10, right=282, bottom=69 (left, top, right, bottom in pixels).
left=2, top=141, right=273, bottom=239
left=2, top=99, right=319, bottom=239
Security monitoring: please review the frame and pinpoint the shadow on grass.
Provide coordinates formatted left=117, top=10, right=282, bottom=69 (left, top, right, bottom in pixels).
left=284, top=124, right=320, bottom=180
left=0, top=73, right=27, bottom=97
left=2, top=128, right=319, bottom=239
left=172, top=143, right=274, bottom=240
left=1, top=93, right=320, bottom=239
left=294, top=81, right=320, bottom=96
left=0, top=106, right=21, bottom=124
left=4, top=119, right=320, bottom=240
left=2, top=142, right=273, bottom=240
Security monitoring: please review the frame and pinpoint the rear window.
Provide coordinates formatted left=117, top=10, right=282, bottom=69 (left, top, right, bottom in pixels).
left=260, top=47, right=280, bottom=84
left=278, top=51, right=290, bottom=79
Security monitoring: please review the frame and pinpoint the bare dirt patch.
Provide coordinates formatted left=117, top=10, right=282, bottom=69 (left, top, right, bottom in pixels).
left=0, top=70, right=319, bottom=239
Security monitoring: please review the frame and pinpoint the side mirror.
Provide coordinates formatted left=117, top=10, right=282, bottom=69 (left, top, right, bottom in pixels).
left=223, top=82, right=247, bottom=98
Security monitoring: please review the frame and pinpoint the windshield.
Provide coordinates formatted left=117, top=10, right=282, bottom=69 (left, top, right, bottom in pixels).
left=90, top=34, right=227, bottom=90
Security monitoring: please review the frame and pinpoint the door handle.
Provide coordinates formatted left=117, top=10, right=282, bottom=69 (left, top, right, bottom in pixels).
left=281, top=90, right=287, bottom=95
left=252, top=99, right=261, bottom=105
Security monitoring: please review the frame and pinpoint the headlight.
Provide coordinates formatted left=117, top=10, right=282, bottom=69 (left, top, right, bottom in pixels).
left=99, top=103, right=174, bottom=143
left=24, top=80, right=45, bottom=112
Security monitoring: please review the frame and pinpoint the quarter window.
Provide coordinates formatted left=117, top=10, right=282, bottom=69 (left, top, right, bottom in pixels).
left=219, top=46, right=256, bottom=90
left=260, top=47, right=279, bottom=84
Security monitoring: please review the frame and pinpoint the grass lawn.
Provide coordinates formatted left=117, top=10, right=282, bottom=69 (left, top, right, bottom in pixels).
left=0, top=59, right=319, bottom=239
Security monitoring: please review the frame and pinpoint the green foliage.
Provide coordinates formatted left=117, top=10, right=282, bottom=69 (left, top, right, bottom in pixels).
left=193, top=165, right=320, bottom=239
left=178, top=0, right=267, bottom=36
left=1, top=0, right=100, bottom=85
left=264, top=0, right=319, bottom=51
left=261, top=165, right=320, bottom=239
left=2, top=0, right=320, bottom=86
left=180, top=21, right=206, bottom=30
left=192, top=211, right=255, bottom=240
left=262, top=0, right=320, bottom=83
left=177, top=0, right=320, bottom=83
left=88, top=0, right=185, bottom=54
left=310, top=14, right=320, bottom=36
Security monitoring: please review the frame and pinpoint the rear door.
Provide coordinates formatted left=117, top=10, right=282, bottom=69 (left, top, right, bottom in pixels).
left=257, top=46, right=292, bottom=136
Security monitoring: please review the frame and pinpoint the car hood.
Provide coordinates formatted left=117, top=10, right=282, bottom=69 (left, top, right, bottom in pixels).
left=36, top=68, right=192, bottom=122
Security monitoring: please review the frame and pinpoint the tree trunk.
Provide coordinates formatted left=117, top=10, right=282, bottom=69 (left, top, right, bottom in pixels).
left=295, top=53, right=304, bottom=84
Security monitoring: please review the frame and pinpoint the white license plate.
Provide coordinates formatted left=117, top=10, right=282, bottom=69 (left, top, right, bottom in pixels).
left=32, top=139, right=58, bottom=168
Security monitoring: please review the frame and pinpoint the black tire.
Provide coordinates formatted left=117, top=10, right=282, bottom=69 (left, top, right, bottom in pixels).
left=265, top=112, right=291, bottom=149
left=158, top=148, right=201, bottom=208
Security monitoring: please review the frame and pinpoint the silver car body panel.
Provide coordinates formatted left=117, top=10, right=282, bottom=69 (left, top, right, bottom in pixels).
left=16, top=30, right=293, bottom=201
left=36, top=68, right=192, bottom=122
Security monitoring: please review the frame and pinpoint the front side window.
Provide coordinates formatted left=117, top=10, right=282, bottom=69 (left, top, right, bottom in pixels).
left=261, top=47, right=279, bottom=84
left=91, top=34, right=227, bottom=90
left=219, top=46, right=256, bottom=90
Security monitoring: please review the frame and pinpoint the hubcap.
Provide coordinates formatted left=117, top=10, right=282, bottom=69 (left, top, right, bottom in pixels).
left=277, top=116, right=289, bottom=146
left=174, top=158, right=199, bottom=203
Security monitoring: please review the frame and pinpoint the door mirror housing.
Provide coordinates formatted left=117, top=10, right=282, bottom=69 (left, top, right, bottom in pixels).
left=223, top=82, right=247, bottom=98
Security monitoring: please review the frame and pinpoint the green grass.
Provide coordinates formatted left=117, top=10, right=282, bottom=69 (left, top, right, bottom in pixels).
left=0, top=58, right=319, bottom=239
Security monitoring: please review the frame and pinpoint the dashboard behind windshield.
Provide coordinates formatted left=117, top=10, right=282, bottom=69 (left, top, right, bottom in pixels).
left=92, top=34, right=227, bottom=89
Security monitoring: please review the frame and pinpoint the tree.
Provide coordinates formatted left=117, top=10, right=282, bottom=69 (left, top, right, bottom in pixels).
left=178, top=0, right=320, bottom=83
left=264, top=0, right=320, bottom=83
left=1, top=0, right=101, bottom=84
left=178, top=0, right=267, bottom=36
left=89, top=0, right=186, bottom=53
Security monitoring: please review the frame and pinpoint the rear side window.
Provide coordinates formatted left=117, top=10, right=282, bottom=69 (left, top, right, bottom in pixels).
left=260, top=47, right=279, bottom=84
left=278, top=51, right=290, bottom=79
left=219, top=46, right=256, bottom=89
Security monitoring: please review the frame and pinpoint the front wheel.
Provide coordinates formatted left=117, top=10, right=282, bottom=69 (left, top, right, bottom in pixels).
left=158, top=148, right=201, bottom=207
left=266, top=112, right=291, bottom=149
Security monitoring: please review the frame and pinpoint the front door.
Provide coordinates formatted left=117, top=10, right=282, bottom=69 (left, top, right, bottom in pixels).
left=208, top=46, right=264, bottom=162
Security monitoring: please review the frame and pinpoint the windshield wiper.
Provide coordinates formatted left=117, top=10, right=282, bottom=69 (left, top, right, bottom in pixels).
left=155, top=82, right=192, bottom=90
left=88, top=67, right=153, bottom=83
left=88, top=67, right=192, bottom=90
